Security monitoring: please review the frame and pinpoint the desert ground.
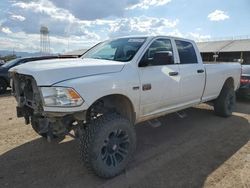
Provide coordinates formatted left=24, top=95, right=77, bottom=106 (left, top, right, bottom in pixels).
left=0, top=94, right=249, bottom=188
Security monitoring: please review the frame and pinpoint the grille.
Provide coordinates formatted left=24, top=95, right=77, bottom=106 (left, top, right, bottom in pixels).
left=11, top=73, right=43, bottom=111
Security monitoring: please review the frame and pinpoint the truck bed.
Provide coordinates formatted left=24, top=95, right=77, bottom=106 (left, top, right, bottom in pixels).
left=202, top=63, right=241, bottom=102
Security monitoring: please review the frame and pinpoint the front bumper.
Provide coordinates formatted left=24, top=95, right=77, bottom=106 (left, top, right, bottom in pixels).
left=11, top=73, right=89, bottom=128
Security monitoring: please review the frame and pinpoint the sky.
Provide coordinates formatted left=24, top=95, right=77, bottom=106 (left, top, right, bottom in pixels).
left=0, top=0, right=250, bottom=53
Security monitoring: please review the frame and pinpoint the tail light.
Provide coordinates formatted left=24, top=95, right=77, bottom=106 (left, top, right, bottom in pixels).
left=240, top=77, right=250, bottom=84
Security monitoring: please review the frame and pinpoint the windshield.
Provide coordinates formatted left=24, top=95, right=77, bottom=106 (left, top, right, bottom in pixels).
left=83, top=37, right=146, bottom=62
left=2, top=58, right=20, bottom=68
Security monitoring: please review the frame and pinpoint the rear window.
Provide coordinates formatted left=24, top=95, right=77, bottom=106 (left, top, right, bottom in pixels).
left=175, top=40, right=198, bottom=64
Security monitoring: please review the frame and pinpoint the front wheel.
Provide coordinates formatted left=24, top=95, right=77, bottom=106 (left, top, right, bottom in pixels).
left=79, top=113, right=136, bottom=178
left=214, top=86, right=236, bottom=117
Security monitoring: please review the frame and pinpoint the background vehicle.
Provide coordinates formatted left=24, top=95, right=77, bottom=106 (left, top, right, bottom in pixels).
left=10, top=36, right=241, bottom=178
left=0, top=55, right=77, bottom=94
left=0, top=60, right=5, bottom=66
left=237, top=64, right=250, bottom=98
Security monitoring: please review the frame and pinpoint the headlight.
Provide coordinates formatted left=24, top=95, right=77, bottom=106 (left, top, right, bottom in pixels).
left=40, top=87, right=84, bottom=107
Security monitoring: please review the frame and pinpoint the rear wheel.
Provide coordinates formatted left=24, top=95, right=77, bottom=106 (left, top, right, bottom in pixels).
left=0, top=79, right=7, bottom=94
left=214, top=86, right=236, bottom=117
left=79, top=113, right=136, bottom=178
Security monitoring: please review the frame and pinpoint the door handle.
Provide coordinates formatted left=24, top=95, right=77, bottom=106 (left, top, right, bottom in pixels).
left=197, top=69, right=204, bottom=73
left=169, top=72, right=179, bottom=76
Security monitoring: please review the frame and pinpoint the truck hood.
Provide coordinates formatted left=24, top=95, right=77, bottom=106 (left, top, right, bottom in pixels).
left=0, top=66, right=7, bottom=72
left=9, top=58, right=125, bottom=85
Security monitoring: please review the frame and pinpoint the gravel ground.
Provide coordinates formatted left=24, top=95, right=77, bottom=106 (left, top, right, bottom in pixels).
left=0, top=95, right=249, bottom=188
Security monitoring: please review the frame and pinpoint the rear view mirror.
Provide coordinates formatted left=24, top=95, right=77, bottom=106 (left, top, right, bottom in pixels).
left=138, top=51, right=174, bottom=67
left=138, top=59, right=149, bottom=67
left=153, top=51, right=173, bottom=65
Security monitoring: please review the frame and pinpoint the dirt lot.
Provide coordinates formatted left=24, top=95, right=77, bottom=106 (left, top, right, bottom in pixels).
left=0, top=95, right=249, bottom=188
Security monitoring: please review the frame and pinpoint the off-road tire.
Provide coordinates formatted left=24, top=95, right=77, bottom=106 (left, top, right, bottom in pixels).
left=214, top=86, right=236, bottom=117
left=0, top=78, right=7, bottom=94
left=79, top=113, right=136, bottom=178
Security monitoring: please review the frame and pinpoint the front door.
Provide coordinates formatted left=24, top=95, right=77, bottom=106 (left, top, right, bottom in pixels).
left=138, top=38, right=180, bottom=116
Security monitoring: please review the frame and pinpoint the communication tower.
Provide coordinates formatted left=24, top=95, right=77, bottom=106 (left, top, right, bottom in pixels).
left=40, top=26, right=50, bottom=54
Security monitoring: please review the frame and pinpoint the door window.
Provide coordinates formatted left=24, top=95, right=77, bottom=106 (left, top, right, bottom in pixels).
left=175, top=40, right=198, bottom=64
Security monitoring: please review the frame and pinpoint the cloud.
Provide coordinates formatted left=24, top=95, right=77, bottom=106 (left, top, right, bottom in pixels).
left=43, top=0, right=141, bottom=20
left=4, top=0, right=100, bottom=39
left=3, top=0, right=178, bottom=39
left=10, top=14, right=26, bottom=22
left=109, top=16, right=179, bottom=37
left=188, top=32, right=211, bottom=42
left=1, top=27, right=13, bottom=34
left=0, top=15, right=180, bottom=52
left=0, top=0, right=211, bottom=53
left=0, top=31, right=97, bottom=53
left=208, top=10, right=229, bottom=21
left=159, top=29, right=211, bottom=42
left=127, top=0, right=171, bottom=10
left=166, top=29, right=183, bottom=37
left=6, top=0, right=176, bottom=38
left=12, top=0, right=76, bottom=23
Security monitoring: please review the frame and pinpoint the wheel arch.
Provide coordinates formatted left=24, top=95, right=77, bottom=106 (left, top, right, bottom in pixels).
left=87, top=94, right=136, bottom=124
left=214, top=77, right=236, bottom=117
left=222, top=77, right=235, bottom=90
left=216, top=77, right=235, bottom=98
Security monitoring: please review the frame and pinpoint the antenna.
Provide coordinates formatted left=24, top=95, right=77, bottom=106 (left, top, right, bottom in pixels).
left=40, top=26, right=50, bottom=55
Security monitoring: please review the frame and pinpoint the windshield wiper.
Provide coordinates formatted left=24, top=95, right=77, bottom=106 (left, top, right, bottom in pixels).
left=92, top=57, right=112, bottom=61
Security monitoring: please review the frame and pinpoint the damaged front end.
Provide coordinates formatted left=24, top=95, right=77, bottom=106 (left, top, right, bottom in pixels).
left=12, top=73, right=43, bottom=123
left=11, top=72, right=83, bottom=140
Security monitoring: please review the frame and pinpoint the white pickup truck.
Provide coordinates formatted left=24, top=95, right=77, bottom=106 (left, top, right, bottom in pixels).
left=10, top=36, right=241, bottom=178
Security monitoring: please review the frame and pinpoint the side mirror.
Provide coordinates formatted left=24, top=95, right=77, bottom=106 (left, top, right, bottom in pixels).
left=153, top=51, right=173, bottom=65
left=138, top=59, right=150, bottom=67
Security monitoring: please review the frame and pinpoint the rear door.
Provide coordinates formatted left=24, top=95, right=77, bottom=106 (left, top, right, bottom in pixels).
left=175, top=40, right=205, bottom=104
left=138, top=38, right=181, bottom=116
